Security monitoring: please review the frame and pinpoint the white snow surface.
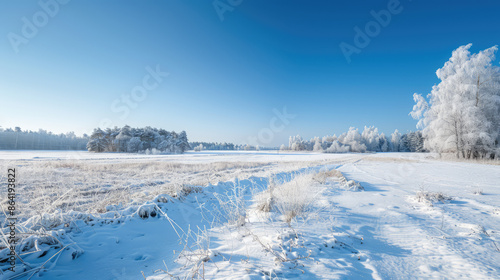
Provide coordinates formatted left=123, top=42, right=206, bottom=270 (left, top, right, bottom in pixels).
left=0, top=151, right=499, bottom=279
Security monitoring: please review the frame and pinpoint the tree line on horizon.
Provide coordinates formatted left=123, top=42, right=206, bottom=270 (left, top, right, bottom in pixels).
left=282, top=127, right=424, bottom=153
left=0, top=127, right=88, bottom=150
left=189, top=142, right=279, bottom=151
left=0, top=125, right=422, bottom=154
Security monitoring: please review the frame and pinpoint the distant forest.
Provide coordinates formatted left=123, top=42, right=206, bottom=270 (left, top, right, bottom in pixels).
left=284, top=127, right=425, bottom=153
left=190, top=142, right=235, bottom=151
left=0, top=127, right=88, bottom=150
left=86, top=126, right=190, bottom=154
left=189, top=142, right=279, bottom=151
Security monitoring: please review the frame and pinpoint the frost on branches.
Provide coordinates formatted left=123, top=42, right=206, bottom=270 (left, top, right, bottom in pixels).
left=411, top=44, right=500, bottom=159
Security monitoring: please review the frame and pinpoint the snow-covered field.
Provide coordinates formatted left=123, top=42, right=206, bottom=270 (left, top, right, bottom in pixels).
left=1, top=151, right=499, bottom=279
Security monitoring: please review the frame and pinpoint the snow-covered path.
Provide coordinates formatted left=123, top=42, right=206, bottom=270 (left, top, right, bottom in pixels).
left=332, top=154, right=500, bottom=279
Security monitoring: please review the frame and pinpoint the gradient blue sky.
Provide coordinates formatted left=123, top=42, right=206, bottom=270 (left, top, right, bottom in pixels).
left=1, top=0, right=499, bottom=146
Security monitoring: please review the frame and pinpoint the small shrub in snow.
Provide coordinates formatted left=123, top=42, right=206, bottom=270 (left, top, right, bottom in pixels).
left=338, top=175, right=364, bottom=191
left=154, top=194, right=174, bottom=203
left=340, top=178, right=364, bottom=191
left=175, top=227, right=215, bottom=279
left=194, top=144, right=204, bottom=152
left=173, top=184, right=203, bottom=199
left=257, top=196, right=274, bottom=212
left=272, top=174, right=320, bottom=223
left=256, top=178, right=283, bottom=213
left=415, top=188, right=451, bottom=206
left=314, top=168, right=364, bottom=191
left=137, top=204, right=159, bottom=219
left=493, top=209, right=500, bottom=216
left=472, top=188, right=483, bottom=195
left=312, top=169, right=342, bottom=184
left=256, top=182, right=275, bottom=213
left=213, top=183, right=247, bottom=226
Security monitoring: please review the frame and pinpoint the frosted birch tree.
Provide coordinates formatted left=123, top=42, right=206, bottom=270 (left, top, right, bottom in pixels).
left=411, top=44, right=500, bottom=159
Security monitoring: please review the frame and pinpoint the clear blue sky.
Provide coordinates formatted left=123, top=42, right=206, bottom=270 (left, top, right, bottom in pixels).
left=1, top=0, right=499, bottom=146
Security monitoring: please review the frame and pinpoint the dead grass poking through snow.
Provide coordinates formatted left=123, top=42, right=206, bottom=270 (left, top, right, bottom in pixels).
left=0, top=159, right=276, bottom=227
left=312, top=169, right=343, bottom=184
left=493, top=209, right=500, bottom=216
left=415, top=187, right=452, bottom=206
left=472, top=188, right=483, bottom=195
left=256, top=173, right=322, bottom=224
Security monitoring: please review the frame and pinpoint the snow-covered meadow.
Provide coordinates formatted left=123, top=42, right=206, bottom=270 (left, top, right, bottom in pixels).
left=1, top=151, right=499, bottom=279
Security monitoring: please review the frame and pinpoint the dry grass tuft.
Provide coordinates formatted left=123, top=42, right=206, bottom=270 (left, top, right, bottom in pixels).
left=415, top=188, right=451, bottom=206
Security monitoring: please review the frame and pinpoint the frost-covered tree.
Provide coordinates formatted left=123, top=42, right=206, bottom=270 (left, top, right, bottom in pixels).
left=391, top=129, right=402, bottom=152
left=194, top=144, right=204, bottom=152
left=313, top=138, right=323, bottom=152
left=289, top=135, right=305, bottom=151
left=127, top=137, right=143, bottom=153
left=401, top=131, right=425, bottom=152
left=341, top=127, right=367, bottom=152
left=157, top=140, right=170, bottom=151
left=411, top=44, right=500, bottom=159
left=379, top=133, right=389, bottom=152
left=243, top=144, right=256, bottom=151
left=115, top=125, right=132, bottom=152
left=325, top=140, right=350, bottom=153
left=361, top=126, right=380, bottom=151
left=87, top=128, right=108, bottom=152
left=177, top=131, right=190, bottom=153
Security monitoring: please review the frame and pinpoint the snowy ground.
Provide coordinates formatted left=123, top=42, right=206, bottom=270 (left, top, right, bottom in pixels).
left=0, top=151, right=499, bottom=279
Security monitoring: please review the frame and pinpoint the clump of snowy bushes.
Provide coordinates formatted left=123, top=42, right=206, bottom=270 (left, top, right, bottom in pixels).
left=272, top=174, right=321, bottom=223
left=472, top=188, right=483, bottom=195
left=312, top=169, right=343, bottom=183
left=338, top=176, right=364, bottom=191
left=256, top=174, right=322, bottom=223
left=311, top=169, right=364, bottom=191
left=256, top=179, right=276, bottom=213
left=283, top=127, right=424, bottom=153
left=414, top=188, right=452, bottom=206
left=193, top=144, right=204, bottom=152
